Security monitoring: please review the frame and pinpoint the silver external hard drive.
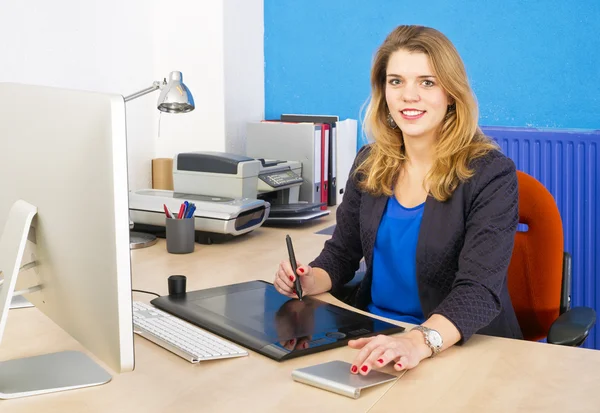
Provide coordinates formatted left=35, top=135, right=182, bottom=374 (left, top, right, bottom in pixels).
left=292, top=360, right=400, bottom=399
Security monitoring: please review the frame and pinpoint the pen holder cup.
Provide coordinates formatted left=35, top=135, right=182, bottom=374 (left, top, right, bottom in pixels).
left=165, top=217, right=195, bottom=254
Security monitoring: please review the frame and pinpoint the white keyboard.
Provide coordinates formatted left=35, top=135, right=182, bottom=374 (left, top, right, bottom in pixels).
left=132, top=301, right=248, bottom=363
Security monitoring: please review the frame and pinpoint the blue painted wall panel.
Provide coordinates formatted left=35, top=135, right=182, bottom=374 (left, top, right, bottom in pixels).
left=265, top=0, right=600, bottom=145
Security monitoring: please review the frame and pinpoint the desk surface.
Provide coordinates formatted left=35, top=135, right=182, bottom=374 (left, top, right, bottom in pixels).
left=2, top=211, right=600, bottom=413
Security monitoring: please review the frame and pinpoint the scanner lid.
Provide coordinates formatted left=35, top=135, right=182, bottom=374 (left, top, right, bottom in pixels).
left=176, top=152, right=258, bottom=175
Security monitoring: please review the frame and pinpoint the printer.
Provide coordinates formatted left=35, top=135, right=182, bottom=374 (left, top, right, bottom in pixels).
left=172, top=152, right=328, bottom=224
left=173, top=152, right=302, bottom=202
left=130, top=153, right=272, bottom=244
left=130, top=152, right=327, bottom=241
left=129, top=189, right=268, bottom=244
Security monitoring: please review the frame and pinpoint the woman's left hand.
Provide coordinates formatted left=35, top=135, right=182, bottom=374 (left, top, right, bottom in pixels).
left=348, top=331, right=432, bottom=374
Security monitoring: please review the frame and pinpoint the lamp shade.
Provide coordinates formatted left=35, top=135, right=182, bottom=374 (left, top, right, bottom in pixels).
left=157, top=71, right=195, bottom=113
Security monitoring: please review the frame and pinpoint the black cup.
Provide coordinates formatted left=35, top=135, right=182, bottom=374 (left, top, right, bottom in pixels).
left=168, top=275, right=187, bottom=296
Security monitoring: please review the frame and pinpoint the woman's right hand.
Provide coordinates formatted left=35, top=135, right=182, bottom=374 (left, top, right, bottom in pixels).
left=274, top=260, right=315, bottom=299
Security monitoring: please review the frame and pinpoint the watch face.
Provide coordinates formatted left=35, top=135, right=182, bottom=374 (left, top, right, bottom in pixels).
left=428, top=330, right=443, bottom=348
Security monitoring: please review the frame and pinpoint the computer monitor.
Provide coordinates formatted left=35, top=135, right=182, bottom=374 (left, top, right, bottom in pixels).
left=0, top=82, right=134, bottom=398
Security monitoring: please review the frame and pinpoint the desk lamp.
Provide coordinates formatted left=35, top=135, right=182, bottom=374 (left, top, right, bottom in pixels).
left=125, top=71, right=195, bottom=249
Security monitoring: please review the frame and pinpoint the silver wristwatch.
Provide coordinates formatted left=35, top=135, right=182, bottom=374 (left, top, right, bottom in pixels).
left=411, top=326, right=443, bottom=358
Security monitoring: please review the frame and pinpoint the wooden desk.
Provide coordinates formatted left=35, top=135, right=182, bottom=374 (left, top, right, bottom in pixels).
left=372, top=333, right=600, bottom=413
left=2, top=212, right=600, bottom=413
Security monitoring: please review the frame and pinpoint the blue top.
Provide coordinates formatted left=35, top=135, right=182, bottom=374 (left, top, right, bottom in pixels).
left=367, top=197, right=425, bottom=324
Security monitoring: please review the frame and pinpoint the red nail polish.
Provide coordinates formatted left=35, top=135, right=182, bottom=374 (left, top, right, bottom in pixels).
left=361, top=365, right=368, bottom=372
left=377, top=358, right=384, bottom=364
left=351, top=365, right=358, bottom=373
left=397, top=363, right=402, bottom=368
left=298, top=268, right=304, bottom=273
left=289, top=276, right=294, bottom=281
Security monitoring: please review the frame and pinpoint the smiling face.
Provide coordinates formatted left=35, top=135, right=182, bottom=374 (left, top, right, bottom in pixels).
left=385, top=49, right=451, bottom=143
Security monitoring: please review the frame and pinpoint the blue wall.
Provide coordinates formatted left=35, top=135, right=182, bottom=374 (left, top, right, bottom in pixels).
left=264, top=0, right=600, bottom=145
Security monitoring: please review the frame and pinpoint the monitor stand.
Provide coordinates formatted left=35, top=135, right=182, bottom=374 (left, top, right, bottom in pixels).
left=0, top=200, right=112, bottom=399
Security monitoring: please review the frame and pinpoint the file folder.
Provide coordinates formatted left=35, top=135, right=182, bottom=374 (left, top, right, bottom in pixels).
left=281, top=114, right=338, bottom=207
left=280, top=115, right=357, bottom=205
left=335, top=119, right=358, bottom=204
left=320, top=123, right=330, bottom=209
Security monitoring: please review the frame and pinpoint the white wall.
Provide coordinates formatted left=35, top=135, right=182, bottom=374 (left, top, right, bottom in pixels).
left=0, top=0, right=264, bottom=190
left=223, top=0, right=265, bottom=155
left=152, top=0, right=227, bottom=163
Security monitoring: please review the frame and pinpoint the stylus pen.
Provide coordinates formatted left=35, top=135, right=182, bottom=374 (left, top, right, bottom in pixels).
left=285, top=234, right=303, bottom=300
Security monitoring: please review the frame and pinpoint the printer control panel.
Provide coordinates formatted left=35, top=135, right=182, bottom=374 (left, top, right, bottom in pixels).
left=259, top=170, right=303, bottom=188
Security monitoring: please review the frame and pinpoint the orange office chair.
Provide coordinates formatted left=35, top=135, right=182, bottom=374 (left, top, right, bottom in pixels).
left=507, top=171, right=596, bottom=346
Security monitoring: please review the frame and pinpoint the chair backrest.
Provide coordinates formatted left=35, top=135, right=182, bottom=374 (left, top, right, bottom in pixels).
left=507, top=171, right=564, bottom=341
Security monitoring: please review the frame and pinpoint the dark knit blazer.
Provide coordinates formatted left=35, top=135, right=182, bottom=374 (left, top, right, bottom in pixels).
left=310, top=145, right=523, bottom=343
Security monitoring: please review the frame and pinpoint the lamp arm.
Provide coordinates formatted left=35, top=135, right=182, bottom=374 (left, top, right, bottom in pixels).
left=124, top=81, right=163, bottom=102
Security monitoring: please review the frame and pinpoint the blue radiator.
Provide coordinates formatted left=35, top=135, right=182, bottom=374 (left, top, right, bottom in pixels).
left=482, top=126, right=599, bottom=349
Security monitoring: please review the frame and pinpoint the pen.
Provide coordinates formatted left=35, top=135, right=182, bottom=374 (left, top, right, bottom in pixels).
left=177, top=203, right=185, bottom=219
left=185, top=203, right=196, bottom=218
left=163, top=204, right=172, bottom=218
left=285, top=234, right=303, bottom=300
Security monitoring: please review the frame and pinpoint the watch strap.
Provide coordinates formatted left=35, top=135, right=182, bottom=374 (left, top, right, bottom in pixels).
left=411, top=325, right=442, bottom=358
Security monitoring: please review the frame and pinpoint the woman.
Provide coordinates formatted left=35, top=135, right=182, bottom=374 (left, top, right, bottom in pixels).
left=273, top=25, right=522, bottom=375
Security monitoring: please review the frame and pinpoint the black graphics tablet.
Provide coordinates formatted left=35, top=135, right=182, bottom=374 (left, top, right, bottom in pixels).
left=150, top=280, right=405, bottom=361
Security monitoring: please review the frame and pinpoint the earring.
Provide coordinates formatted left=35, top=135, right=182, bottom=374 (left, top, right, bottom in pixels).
left=445, top=103, right=456, bottom=120
left=387, top=112, right=398, bottom=129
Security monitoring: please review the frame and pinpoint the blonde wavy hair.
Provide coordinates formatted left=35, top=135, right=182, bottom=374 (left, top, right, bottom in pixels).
left=356, top=25, right=498, bottom=201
